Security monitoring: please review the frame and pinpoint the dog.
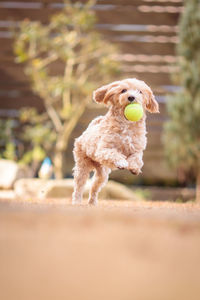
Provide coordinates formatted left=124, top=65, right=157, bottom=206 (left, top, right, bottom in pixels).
left=72, top=78, right=159, bottom=205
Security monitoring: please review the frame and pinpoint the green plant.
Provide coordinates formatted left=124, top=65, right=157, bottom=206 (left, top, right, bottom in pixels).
left=19, top=107, right=56, bottom=165
left=134, top=188, right=152, bottom=200
left=14, top=0, right=120, bottom=178
left=0, top=119, right=17, bottom=160
left=163, top=0, right=200, bottom=201
left=0, top=110, right=56, bottom=174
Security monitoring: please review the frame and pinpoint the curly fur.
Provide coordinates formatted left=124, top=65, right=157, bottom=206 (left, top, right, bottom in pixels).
left=72, top=78, right=159, bottom=205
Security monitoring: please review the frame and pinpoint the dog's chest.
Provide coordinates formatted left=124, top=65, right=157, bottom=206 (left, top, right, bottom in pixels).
left=119, top=123, right=146, bottom=154
left=120, top=126, right=135, bottom=148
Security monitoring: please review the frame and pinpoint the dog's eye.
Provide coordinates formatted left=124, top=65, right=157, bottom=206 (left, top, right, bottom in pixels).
left=139, top=91, right=143, bottom=94
left=121, top=89, right=127, bottom=94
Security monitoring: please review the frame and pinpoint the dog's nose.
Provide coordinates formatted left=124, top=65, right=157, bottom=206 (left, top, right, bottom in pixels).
left=128, top=96, right=135, bottom=102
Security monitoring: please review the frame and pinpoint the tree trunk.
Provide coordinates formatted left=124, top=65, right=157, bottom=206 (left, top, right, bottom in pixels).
left=196, top=170, right=200, bottom=202
left=54, top=131, right=71, bottom=179
left=54, top=148, right=64, bottom=179
left=53, top=97, right=90, bottom=179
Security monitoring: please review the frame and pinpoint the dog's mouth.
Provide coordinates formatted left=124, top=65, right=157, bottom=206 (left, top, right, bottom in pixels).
left=123, top=100, right=137, bottom=109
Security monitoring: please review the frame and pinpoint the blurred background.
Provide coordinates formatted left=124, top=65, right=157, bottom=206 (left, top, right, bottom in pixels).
left=0, top=0, right=199, bottom=202
left=1, top=3, right=200, bottom=299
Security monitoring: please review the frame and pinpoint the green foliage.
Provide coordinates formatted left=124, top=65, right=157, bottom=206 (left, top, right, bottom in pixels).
left=163, top=0, right=200, bottom=178
left=13, top=0, right=120, bottom=177
left=0, top=119, right=17, bottom=160
left=0, top=109, right=56, bottom=169
left=14, top=0, right=119, bottom=115
left=134, top=188, right=152, bottom=200
left=19, top=108, right=56, bottom=165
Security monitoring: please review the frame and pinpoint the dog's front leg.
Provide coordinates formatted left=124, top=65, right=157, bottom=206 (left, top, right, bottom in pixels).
left=94, top=148, right=128, bottom=170
left=127, top=152, right=143, bottom=175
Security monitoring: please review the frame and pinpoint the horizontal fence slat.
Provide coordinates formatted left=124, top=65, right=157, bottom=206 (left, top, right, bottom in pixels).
left=95, top=8, right=180, bottom=26
left=0, top=56, right=176, bottom=68
left=118, top=41, right=175, bottom=55
left=0, top=65, right=30, bottom=84
left=0, top=95, right=44, bottom=110
left=0, top=96, right=166, bottom=116
left=123, top=72, right=171, bottom=86
left=0, top=37, right=176, bottom=59
left=0, top=83, right=170, bottom=97
left=0, top=90, right=168, bottom=104
left=0, top=8, right=49, bottom=22
left=0, top=0, right=184, bottom=6
left=0, top=51, right=178, bottom=66
left=0, top=0, right=182, bottom=3
left=0, top=6, right=180, bottom=25
left=0, top=62, right=172, bottom=88
left=0, top=27, right=178, bottom=38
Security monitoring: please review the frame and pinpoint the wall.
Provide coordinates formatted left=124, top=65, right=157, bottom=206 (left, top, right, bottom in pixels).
left=0, top=0, right=183, bottom=183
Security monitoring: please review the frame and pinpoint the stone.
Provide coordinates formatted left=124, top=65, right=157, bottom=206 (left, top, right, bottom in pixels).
left=0, top=159, right=30, bottom=189
left=105, top=180, right=142, bottom=201
left=43, top=179, right=142, bottom=200
left=14, top=178, right=143, bottom=201
left=14, top=178, right=51, bottom=199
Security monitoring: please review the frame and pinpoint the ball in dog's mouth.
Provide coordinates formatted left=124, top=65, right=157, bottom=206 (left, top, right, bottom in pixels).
left=124, top=103, right=143, bottom=122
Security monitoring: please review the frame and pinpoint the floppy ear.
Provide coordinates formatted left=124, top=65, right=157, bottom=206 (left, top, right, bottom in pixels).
left=93, top=85, right=109, bottom=104
left=93, top=81, right=119, bottom=105
left=145, top=87, right=159, bottom=113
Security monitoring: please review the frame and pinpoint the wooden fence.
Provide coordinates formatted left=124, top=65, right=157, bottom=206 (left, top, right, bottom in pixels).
left=0, top=0, right=183, bottom=183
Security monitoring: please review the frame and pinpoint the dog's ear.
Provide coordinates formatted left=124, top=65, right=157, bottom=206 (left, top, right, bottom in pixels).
left=93, top=85, right=108, bottom=104
left=143, top=86, right=159, bottom=113
left=93, top=81, right=120, bottom=105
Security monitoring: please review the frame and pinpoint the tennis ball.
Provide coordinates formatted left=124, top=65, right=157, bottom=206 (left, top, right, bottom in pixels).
left=124, top=103, right=143, bottom=122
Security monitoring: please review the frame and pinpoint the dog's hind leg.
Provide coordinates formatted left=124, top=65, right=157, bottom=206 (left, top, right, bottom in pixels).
left=72, top=140, right=92, bottom=204
left=88, top=166, right=111, bottom=205
left=72, top=160, right=91, bottom=204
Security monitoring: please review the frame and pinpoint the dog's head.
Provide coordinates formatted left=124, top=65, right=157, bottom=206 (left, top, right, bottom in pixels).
left=93, top=78, right=159, bottom=114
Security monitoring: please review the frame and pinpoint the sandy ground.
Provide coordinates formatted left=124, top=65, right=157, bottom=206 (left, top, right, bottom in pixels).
left=1, top=198, right=200, bottom=300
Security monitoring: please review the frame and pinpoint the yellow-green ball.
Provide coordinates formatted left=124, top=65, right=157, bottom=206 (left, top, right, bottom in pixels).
left=124, top=103, right=143, bottom=122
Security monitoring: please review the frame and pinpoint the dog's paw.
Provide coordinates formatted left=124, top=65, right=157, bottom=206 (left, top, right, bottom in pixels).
left=88, top=198, right=98, bottom=206
left=72, top=194, right=82, bottom=205
left=129, top=169, right=142, bottom=176
left=116, top=159, right=128, bottom=169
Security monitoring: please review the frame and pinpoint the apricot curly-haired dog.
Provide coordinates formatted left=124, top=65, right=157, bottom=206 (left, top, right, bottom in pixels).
left=72, top=78, right=159, bottom=205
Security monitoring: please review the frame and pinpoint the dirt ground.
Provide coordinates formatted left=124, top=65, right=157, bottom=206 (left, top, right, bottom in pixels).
left=1, top=198, right=200, bottom=300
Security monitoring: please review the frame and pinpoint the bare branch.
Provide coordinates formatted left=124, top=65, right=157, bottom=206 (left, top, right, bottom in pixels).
left=39, top=90, right=63, bottom=132
left=39, top=53, right=58, bottom=69
left=44, top=99, right=63, bottom=132
left=63, top=57, right=75, bottom=107
left=56, top=96, right=90, bottom=151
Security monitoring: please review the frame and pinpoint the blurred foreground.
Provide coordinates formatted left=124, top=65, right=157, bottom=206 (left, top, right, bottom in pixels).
left=1, top=199, right=200, bottom=300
